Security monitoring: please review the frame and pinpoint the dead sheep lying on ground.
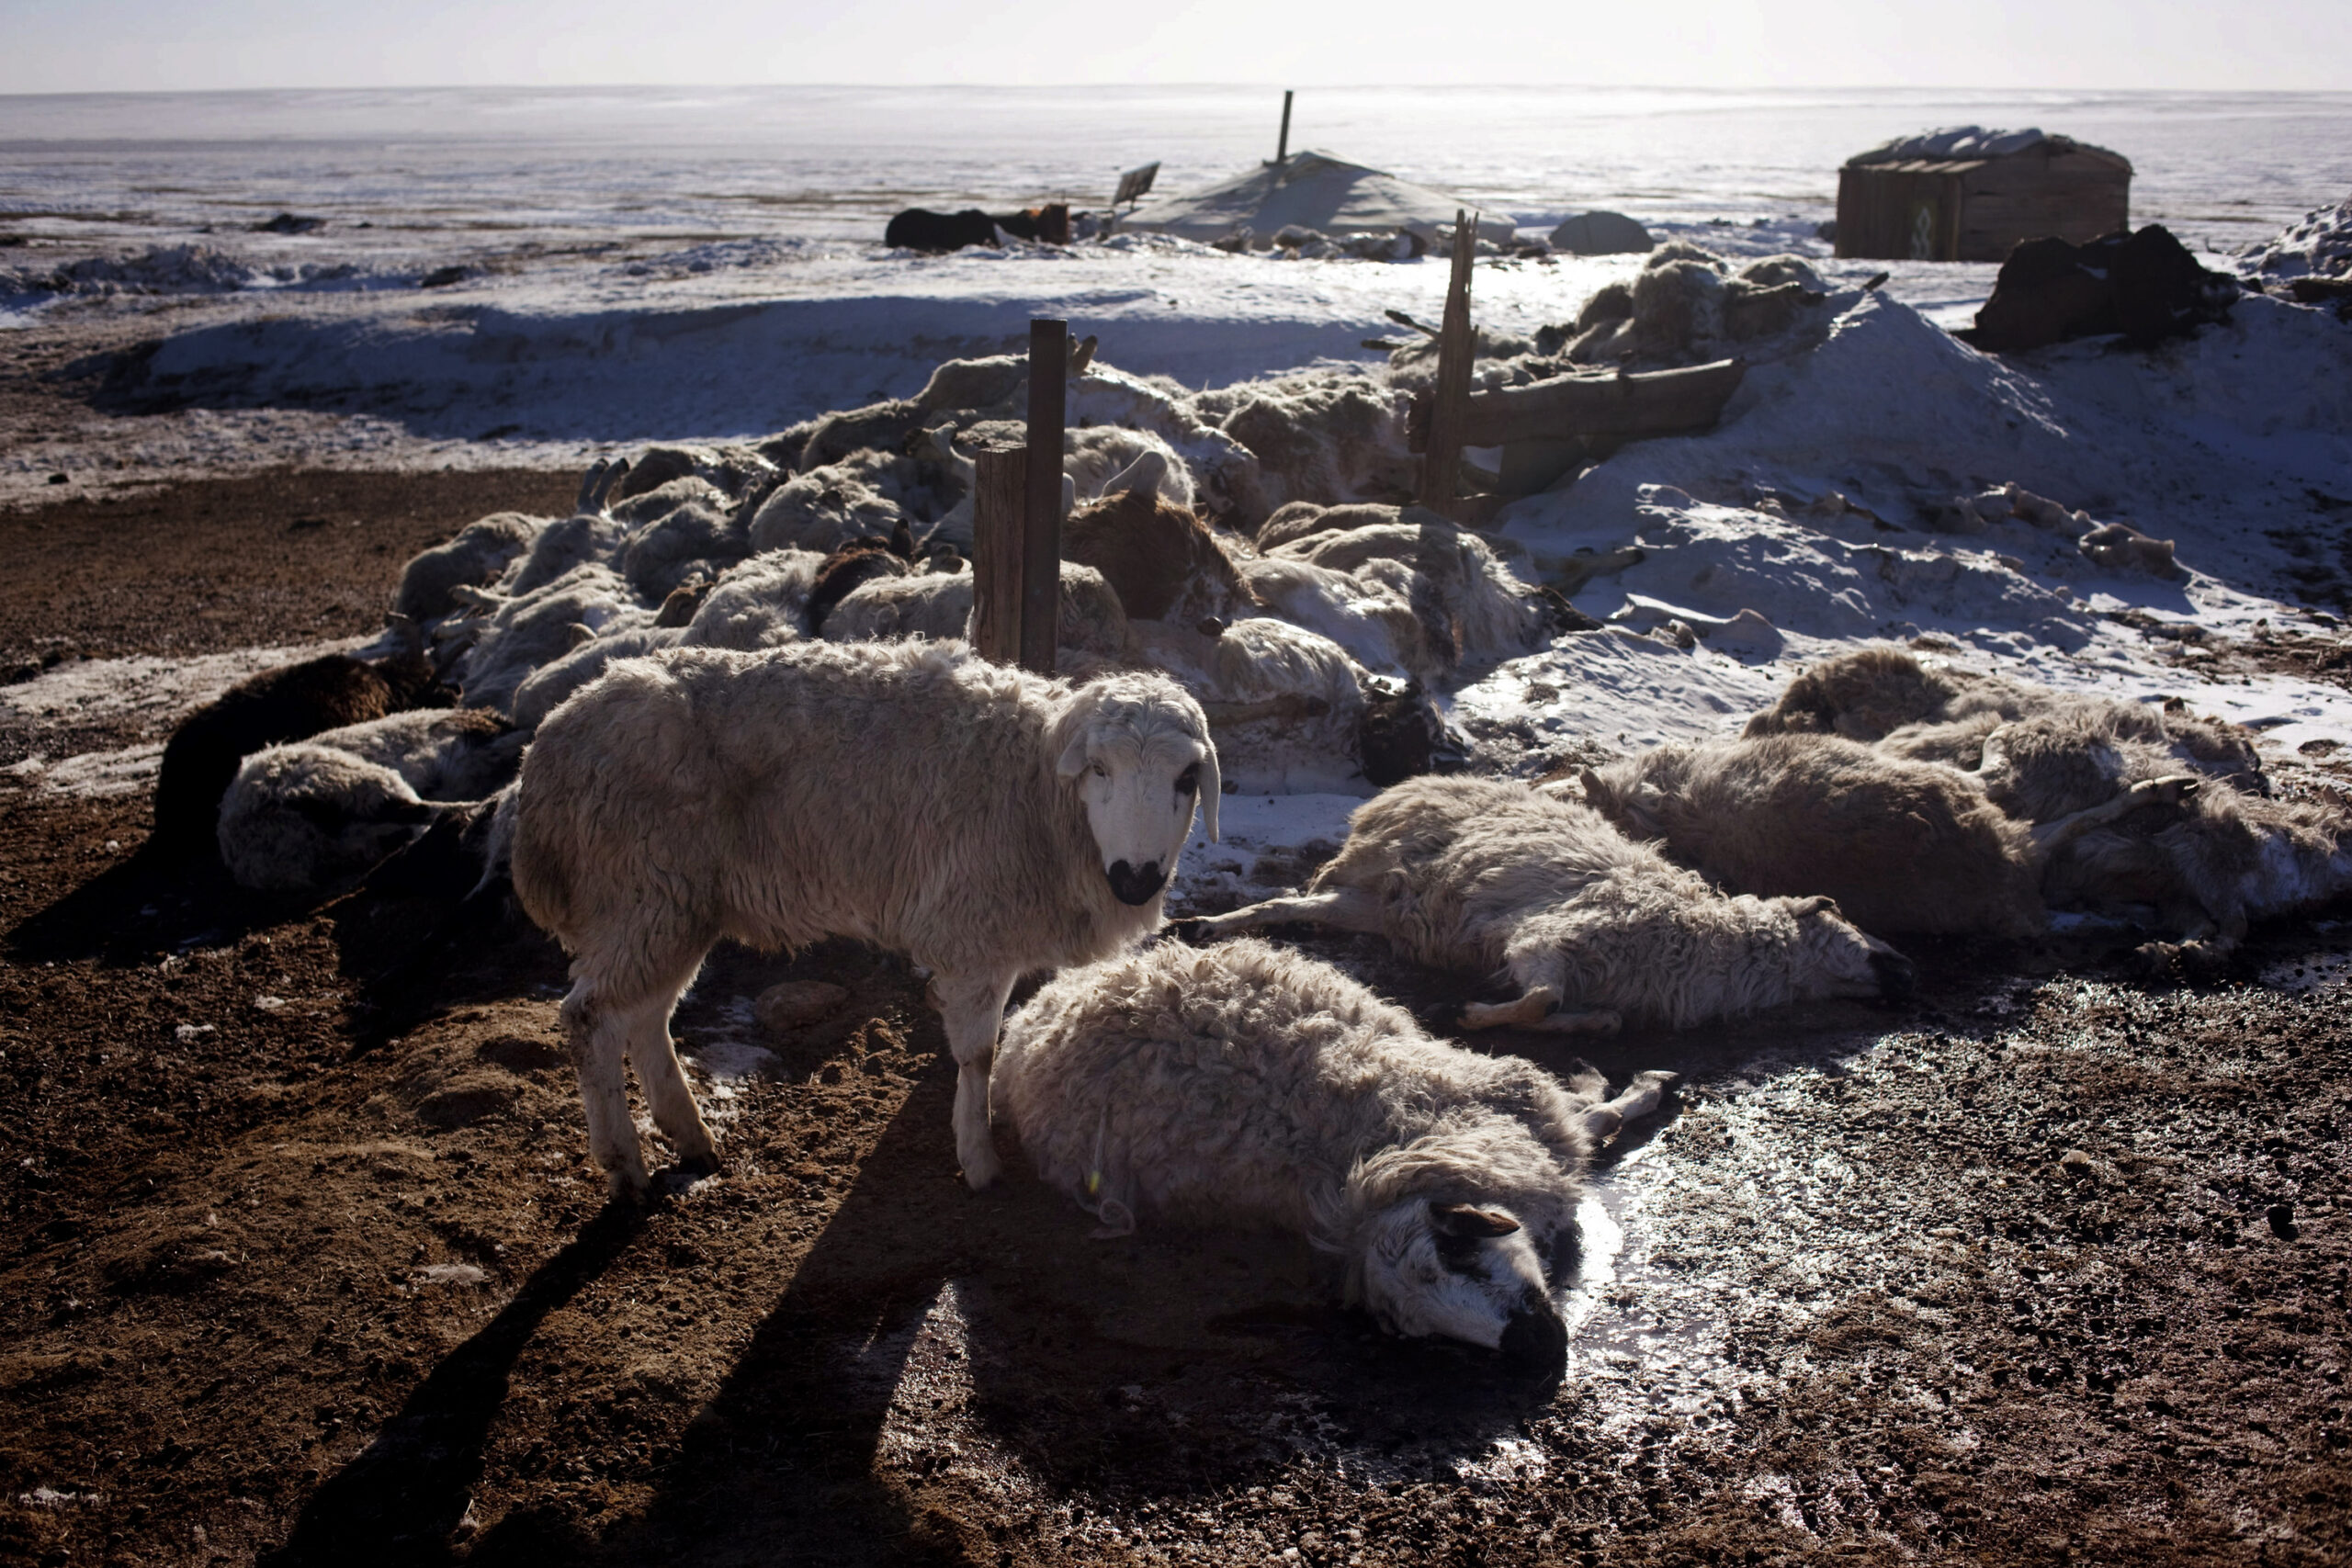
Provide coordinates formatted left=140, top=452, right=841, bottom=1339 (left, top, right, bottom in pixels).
left=993, top=937, right=1675, bottom=1360
left=1061, top=482, right=1253, bottom=633
left=746, top=450, right=948, bottom=556
left=394, top=513, right=544, bottom=622
left=153, top=640, right=449, bottom=856
left=1191, top=372, right=1418, bottom=524
left=1128, top=616, right=1388, bottom=795
left=1186, top=775, right=1906, bottom=1032
left=820, top=560, right=1131, bottom=667
left=1239, top=553, right=1440, bottom=686
left=1265, top=512, right=1571, bottom=677
left=1546, top=248, right=1829, bottom=367
left=1577, top=734, right=2199, bottom=938
left=216, top=707, right=525, bottom=891
left=1747, top=646, right=2261, bottom=788
left=510, top=640, right=1220, bottom=1196
left=677, top=549, right=829, bottom=651
left=613, top=479, right=752, bottom=602
left=444, top=563, right=653, bottom=717
left=1739, top=648, right=2335, bottom=961
left=1972, top=710, right=2351, bottom=965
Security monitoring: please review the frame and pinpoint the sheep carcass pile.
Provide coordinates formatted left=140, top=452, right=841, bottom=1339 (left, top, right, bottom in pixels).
left=360, top=345, right=1592, bottom=904
left=1739, top=647, right=2343, bottom=961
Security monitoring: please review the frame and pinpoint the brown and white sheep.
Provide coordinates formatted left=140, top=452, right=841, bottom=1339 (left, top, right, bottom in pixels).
left=152, top=643, right=449, bottom=854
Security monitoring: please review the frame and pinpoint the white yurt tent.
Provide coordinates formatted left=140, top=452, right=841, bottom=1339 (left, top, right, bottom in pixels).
left=1125, top=151, right=1514, bottom=248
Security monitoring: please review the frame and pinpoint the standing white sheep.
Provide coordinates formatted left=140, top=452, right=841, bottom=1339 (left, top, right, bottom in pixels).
left=510, top=640, right=1221, bottom=1196
left=1184, top=775, right=1909, bottom=1032
left=993, top=937, right=1675, bottom=1360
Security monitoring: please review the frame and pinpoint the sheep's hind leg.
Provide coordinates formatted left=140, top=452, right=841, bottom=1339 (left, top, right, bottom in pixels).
left=562, top=979, right=650, bottom=1201
left=934, top=971, right=1017, bottom=1191
left=621, top=981, right=720, bottom=1179
left=1174, top=886, right=1385, bottom=943
left=1577, top=1069, right=1681, bottom=1142
left=2029, top=775, right=2200, bottom=859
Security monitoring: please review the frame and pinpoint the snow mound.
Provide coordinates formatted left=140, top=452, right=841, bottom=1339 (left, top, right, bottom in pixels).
left=2236, top=195, right=2352, bottom=280
left=6, top=244, right=256, bottom=296
left=1450, top=629, right=1784, bottom=755
left=1596, top=488, right=2089, bottom=650
left=1126, top=150, right=1510, bottom=248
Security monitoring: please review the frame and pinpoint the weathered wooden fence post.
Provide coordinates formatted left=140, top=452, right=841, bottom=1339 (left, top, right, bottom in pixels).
left=1020, top=318, right=1069, bottom=675
left=1417, top=208, right=1479, bottom=514
left=970, top=446, right=1027, bottom=664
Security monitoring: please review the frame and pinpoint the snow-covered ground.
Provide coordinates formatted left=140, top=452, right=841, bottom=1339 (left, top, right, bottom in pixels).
left=6, top=85, right=2346, bottom=490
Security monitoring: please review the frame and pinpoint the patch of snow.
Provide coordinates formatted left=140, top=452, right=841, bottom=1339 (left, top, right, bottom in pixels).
left=0, top=637, right=367, bottom=742
left=2236, top=195, right=2352, bottom=281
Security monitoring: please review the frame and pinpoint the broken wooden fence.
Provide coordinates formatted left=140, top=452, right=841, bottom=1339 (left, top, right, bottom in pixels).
left=1414, top=210, right=1748, bottom=516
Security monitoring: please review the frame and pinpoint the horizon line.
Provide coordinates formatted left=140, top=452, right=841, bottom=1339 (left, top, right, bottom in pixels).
left=6, top=82, right=2350, bottom=99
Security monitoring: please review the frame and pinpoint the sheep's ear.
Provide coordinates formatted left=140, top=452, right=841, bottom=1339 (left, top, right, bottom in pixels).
left=1430, top=1202, right=1520, bottom=1238
left=1792, top=895, right=1838, bottom=918
left=1057, top=736, right=1091, bottom=780
left=1576, top=767, right=1606, bottom=805
left=1198, top=745, right=1221, bottom=842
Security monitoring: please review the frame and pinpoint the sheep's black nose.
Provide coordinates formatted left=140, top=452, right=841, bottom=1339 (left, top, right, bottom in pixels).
left=1871, top=949, right=1917, bottom=998
left=1499, top=1292, right=1567, bottom=1367
left=1106, top=859, right=1165, bottom=906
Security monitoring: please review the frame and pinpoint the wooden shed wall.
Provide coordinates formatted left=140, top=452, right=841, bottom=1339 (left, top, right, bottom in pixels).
left=1836, top=149, right=2129, bottom=262
left=1835, top=165, right=1965, bottom=261
left=1953, top=151, right=2130, bottom=260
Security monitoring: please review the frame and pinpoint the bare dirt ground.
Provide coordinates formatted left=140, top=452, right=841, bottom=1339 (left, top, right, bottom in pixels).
left=3, top=478, right=2349, bottom=1568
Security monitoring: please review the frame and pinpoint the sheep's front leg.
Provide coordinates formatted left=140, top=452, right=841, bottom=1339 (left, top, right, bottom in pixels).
left=933, top=971, right=1017, bottom=1190
left=561, top=979, right=650, bottom=1200
left=1177, top=886, right=1385, bottom=942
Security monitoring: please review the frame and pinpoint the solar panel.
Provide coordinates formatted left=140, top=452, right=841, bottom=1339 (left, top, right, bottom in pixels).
left=1114, top=162, right=1160, bottom=209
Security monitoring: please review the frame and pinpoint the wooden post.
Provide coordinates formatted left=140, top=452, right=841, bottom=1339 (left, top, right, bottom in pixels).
left=1020, top=318, right=1068, bottom=676
left=1275, top=90, right=1294, bottom=164
left=1418, top=208, right=1478, bottom=512
left=970, top=446, right=1026, bottom=664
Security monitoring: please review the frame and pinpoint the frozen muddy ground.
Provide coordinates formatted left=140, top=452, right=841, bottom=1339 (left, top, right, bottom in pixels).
left=1, top=468, right=2349, bottom=1568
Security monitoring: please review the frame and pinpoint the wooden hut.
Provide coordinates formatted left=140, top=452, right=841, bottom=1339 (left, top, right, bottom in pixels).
left=1835, top=128, right=2131, bottom=263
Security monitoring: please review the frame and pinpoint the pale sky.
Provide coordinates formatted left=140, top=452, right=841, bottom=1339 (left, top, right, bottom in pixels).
left=0, top=0, right=2342, bottom=95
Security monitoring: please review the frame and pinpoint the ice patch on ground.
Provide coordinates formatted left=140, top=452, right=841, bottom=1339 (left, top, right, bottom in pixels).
left=1169, top=792, right=1361, bottom=915
left=7, top=742, right=165, bottom=799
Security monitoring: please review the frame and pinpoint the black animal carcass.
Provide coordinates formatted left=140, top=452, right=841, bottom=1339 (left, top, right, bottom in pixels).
left=886, top=203, right=1070, bottom=252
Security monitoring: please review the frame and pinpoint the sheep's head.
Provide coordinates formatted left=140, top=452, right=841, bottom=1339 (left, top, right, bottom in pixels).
left=1055, top=677, right=1219, bottom=907
left=1781, top=894, right=1913, bottom=999
left=1356, top=1198, right=1566, bottom=1365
